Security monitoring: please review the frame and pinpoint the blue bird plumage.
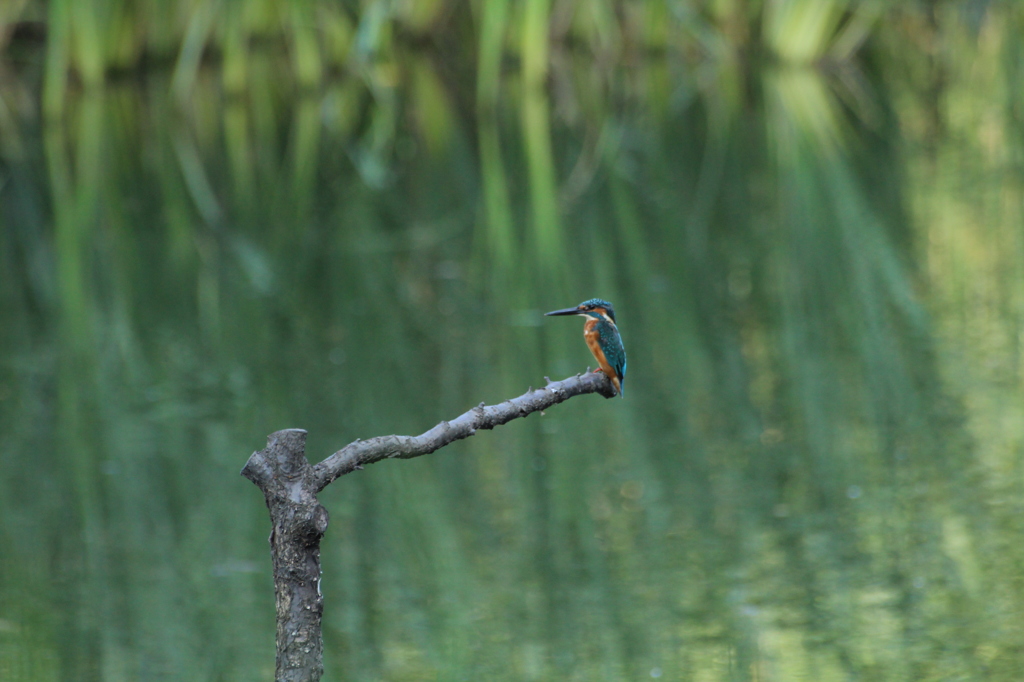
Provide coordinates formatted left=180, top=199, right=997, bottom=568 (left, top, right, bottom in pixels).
left=545, top=298, right=627, bottom=398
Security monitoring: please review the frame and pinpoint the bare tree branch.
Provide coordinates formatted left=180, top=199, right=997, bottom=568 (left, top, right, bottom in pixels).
left=241, top=429, right=327, bottom=682
left=312, top=371, right=615, bottom=491
left=241, top=370, right=615, bottom=681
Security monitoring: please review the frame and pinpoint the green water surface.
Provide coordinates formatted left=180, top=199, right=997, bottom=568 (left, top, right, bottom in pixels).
left=2, top=4, right=1024, bottom=681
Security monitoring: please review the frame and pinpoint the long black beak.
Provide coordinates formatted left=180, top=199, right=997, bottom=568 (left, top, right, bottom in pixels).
left=545, top=307, right=580, bottom=317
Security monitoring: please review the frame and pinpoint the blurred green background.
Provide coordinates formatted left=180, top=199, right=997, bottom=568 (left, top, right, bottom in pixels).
left=2, top=0, right=1024, bottom=680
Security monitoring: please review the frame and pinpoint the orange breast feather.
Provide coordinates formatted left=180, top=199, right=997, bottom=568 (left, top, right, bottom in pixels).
left=583, top=320, right=615, bottom=377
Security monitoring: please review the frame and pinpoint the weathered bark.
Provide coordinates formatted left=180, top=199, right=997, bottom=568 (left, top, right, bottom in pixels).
left=241, top=429, right=327, bottom=682
left=241, top=371, right=615, bottom=681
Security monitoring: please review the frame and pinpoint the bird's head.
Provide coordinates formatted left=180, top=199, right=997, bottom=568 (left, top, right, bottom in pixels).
left=545, top=298, right=617, bottom=324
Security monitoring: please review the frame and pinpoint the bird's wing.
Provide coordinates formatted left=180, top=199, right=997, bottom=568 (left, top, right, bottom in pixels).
left=601, top=323, right=627, bottom=383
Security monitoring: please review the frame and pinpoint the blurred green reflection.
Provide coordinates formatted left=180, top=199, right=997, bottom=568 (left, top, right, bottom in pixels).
left=2, top=3, right=1024, bottom=681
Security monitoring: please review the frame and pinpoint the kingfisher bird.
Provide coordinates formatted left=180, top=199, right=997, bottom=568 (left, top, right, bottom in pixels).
left=545, top=298, right=627, bottom=397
